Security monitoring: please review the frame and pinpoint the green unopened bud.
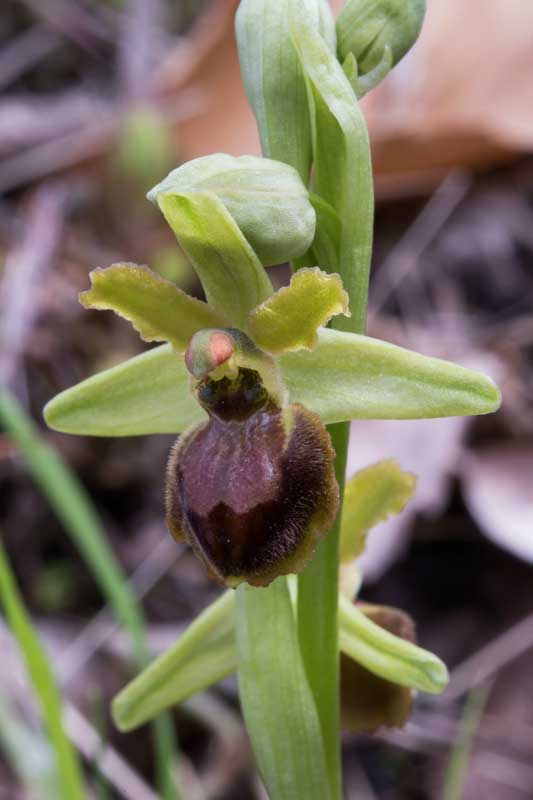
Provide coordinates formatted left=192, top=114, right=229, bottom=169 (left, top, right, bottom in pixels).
left=336, top=0, right=426, bottom=96
left=341, top=604, right=415, bottom=732
left=148, top=154, right=316, bottom=267
left=236, top=0, right=335, bottom=182
left=166, top=329, right=339, bottom=587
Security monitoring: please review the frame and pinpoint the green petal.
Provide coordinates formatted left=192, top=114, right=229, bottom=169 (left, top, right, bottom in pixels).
left=248, top=267, right=349, bottom=353
left=80, top=263, right=226, bottom=351
left=281, top=329, right=501, bottom=421
left=340, top=459, right=416, bottom=563
left=157, top=191, right=273, bottom=330
left=339, top=594, right=448, bottom=694
left=113, top=591, right=236, bottom=732
left=289, top=0, right=374, bottom=332
left=44, top=344, right=205, bottom=437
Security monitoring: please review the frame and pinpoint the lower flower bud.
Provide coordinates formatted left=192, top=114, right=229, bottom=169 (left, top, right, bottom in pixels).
left=166, top=364, right=339, bottom=587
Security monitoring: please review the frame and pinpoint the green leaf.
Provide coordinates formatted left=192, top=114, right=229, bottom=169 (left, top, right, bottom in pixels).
left=339, top=594, right=448, bottom=694
left=236, top=579, right=331, bottom=800
left=80, top=263, right=226, bottom=352
left=281, top=329, right=501, bottom=421
left=236, top=0, right=335, bottom=182
left=0, top=542, right=85, bottom=800
left=44, top=344, right=205, bottom=436
left=289, top=0, right=374, bottom=333
left=113, top=591, right=236, bottom=732
left=156, top=191, right=273, bottom=330
left=248, top=267, right=349, bottom=353
left=149, top=154, right=316, bottom=267
left=340, top=459, right=416, bottom=562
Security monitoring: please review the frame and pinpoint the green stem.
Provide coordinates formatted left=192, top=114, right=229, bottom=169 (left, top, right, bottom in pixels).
left=297, top=421, right=349, bottom=798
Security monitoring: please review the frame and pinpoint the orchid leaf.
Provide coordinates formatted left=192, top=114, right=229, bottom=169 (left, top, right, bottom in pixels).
left=339, top=594, right=448, bottom=694
left=289, top=0, right=374, bottom=333
left=44, top=344, right=204, bottom=437
left=340, top=459, right=416, bottom=562
left=113, top=591, right=236, bottom=732
left=80, top=263, right=226, bottom=352
left=281, top=329, right=501, bottom=421
left=249, top=267, right=349, bottom=353
left=236, top=579, right=331, bottom=800
left=155, top=192, right=272, bottom=330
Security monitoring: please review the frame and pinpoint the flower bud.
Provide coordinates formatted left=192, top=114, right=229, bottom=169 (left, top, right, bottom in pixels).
left=166, top=330, right=339, bottom=587
left=236, top=0, right=336, bottom=182
left=341, top=604, right=415, bottom=732
left=336, top=0, right=426, bottom=94
left=148, top=154, right=316, bottom=267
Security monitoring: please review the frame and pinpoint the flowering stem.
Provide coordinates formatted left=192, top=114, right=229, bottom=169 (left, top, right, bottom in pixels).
left=297, top=420, right=349, bottom=798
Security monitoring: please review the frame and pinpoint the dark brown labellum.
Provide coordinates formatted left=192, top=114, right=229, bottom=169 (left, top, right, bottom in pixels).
left=166, top=367, right=339, bottom=587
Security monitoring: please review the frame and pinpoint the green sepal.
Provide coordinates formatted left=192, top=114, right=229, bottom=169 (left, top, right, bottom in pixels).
left=156, top=191, right=273, bottom=331
left=354, top=44, right=393, bottom=97
left=44, top=329, right=501, bottom=437
left=44, top=344, right=205, bottom=437
left=340, top=459, right=416, bottom=562
left=80, top=263, right=226, bottom=352
left=280, top=329, right=501, bottom=422
left=339, top=594, right=448, bottom=694
left=112, top=591, right=236, bottom=732
left=289, top=0, right=374, bottom=332
left=248, top=267, right=349, bottom=353
left=149, top=154, right=316, bottom=267
left=236, top=0, right=335, bottom=183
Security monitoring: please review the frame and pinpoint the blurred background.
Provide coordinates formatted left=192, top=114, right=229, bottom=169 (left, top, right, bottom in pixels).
left=0, top=0, right=532, bottom=797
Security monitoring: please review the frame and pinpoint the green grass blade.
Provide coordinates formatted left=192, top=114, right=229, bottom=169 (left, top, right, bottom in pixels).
left=0, top=387, right=181, bottom=800
left=0, top=542, right=86, bottom=799
left=0, top=691, right=60, bottom=798
left=442, top=687, right=489, bottom=800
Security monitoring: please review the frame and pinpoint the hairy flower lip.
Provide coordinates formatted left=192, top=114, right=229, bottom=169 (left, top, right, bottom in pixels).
left=166, top=356, right=339, bottom=588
